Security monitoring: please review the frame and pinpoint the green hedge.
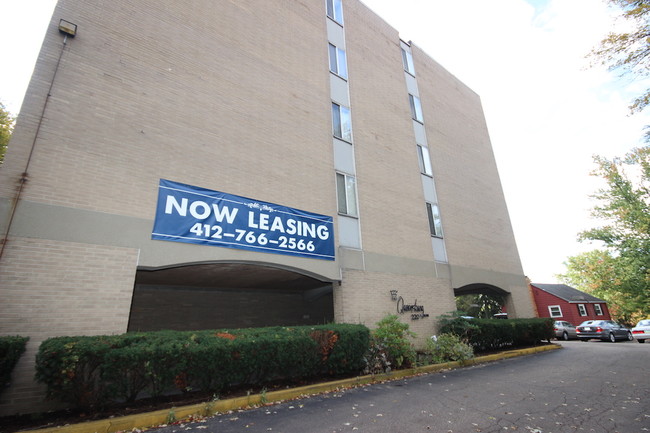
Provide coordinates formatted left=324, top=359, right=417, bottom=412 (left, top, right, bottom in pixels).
left=35, top=324, right=369, bottom=409
left=0, top=336, right=29, bottom=392
left=439, top=318, right=554, bottom=351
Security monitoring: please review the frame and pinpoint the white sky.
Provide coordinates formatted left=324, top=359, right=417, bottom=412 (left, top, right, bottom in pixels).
left=1, top=0, right=648, bottom=283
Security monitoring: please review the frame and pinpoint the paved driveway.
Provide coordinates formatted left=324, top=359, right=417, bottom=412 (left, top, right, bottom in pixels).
left=154, top=340, right=649, bottom=433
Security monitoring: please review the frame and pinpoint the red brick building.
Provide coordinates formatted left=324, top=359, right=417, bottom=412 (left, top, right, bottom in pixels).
left=530, top=283, right=611, bottom=326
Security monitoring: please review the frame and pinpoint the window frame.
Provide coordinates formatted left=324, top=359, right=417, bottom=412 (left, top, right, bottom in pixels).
left=417, top=144, right=433, bottom=176
left=336, top=172, right=358, bottom=217
left=577, top=304, right=587, bottom=317
left=409, top=94, right=423, bottom=123
left=401, top=47, right=415, bottom=76
left=426, top=202, right=443, bottom=238
left=331, top=102, right=352, bottom=143
left=326, top=0, right=344, bottom=25
left=593, top=304, right=603, bottom=316
left=328, top=43, right=348, bottom=79
left=548, top=305, right=563, bottom=318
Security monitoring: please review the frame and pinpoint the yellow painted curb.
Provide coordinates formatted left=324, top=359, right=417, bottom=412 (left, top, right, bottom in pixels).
left=28, top=344, right=561, bottom=433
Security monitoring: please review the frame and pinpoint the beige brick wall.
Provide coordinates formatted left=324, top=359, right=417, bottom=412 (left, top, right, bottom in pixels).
left=335, top=269, right=456, bottom=348
left=344, top=2, right=434, bottom=260
left=0, top=0, right=336, bottom=220
left=0, top=238, right=138, bottom=415
left=414, top=45, right=524, bottom=276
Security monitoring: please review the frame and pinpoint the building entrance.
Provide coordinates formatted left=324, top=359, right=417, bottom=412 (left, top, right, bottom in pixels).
left=127, top=262, right=334, bottom=331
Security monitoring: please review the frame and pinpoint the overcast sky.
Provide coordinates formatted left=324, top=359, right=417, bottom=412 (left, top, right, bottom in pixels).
left=1, top=0, right=648, bottom=283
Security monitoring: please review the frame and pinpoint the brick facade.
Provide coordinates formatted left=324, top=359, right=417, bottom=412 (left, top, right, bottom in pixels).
left=0, top=0, right=534, bottom=414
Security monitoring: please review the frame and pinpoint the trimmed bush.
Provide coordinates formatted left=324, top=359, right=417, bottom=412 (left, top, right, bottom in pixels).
left=35, top=324, right=370, bottom=409
left=0, top=336, right=29, bottom=393
left=439, top=317, right=554, bottom=352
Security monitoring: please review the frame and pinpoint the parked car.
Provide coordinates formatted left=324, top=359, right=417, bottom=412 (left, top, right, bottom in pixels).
left=631, top=319, right=650, bottom=343
left=554, top=321, right=577, bottom=340
left=576, top=320, right=633, bottom=342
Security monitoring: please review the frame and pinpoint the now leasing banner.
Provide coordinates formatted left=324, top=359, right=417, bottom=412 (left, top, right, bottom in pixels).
left=152, top=179, right=335, bottom=260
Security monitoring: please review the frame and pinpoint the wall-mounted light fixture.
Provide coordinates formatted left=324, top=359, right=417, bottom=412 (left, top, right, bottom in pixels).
left=390, top=290, right=398, bottom=301
left=58, top=19, right=77, bottom=37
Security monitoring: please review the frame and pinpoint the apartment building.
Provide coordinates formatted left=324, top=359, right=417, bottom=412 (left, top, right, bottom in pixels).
left=0, top=0, right=535, bottom=414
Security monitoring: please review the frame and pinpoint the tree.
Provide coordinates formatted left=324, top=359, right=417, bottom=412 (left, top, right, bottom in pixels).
left=559, top=147, right=650, bottom=324
left=455, top=294, right=505, bottom=319
left=589, top=0, right=650, bottom=114
left=0, top=101, right=14, bottom=163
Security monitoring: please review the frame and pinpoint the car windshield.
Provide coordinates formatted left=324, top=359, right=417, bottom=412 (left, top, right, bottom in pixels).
left=637, top=320, right=650, bottom=327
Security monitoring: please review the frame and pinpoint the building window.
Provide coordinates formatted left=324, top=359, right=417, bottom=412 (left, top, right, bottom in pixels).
left=426, top=202, right=443, bottom=237
left=328, top=43, right=348, bottom=79
left=594, top=304, right=604, bottom=316
left=577, top=304, right=587, bottom=316
left=332, top=102, right=352, bottom=142
left=326, top=0, right=344, bottom=24
left=417, top=144, right=432, bottom=176
left=401, top=47, right=415, bottom=75
left=409, top=94, right=423, bottom=123
left=548, top=305, right=563, bottom=318
left=336, top=172, right=358, bottom=217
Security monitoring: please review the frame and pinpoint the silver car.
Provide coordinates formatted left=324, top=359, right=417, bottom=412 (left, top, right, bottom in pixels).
left=554, top=321, right=577, bottom=340
left=631, top=319, right=650, bottom=343
left=576, top=320, right=633, bottom=342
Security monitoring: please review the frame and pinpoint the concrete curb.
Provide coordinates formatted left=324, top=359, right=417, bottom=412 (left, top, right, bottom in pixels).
left=28, top=344, right=561, bottom=433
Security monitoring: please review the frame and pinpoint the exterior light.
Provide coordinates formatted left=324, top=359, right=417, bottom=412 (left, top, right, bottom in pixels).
left=58, top=19, right=77, bottom=37
left=390, top=290, right=398, bottom=301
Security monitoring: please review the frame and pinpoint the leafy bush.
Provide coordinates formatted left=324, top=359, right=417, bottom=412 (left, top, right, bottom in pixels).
left=362, top=338, right=391, bottom=374
left=35, top=336, right=118, bottom=408
left=370, top=315, right=416, bottom=368
left=425, top=333, right=474, bottom=364
left=34, top=324, right=370, bottom=409
left=436, top=312, right=478, bottom=343
left=438, top=316, right=554, bottom=352
left=0, top=336, right=29, bottom=393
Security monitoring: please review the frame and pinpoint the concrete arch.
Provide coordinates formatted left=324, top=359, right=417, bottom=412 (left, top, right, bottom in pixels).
left=453, top=283, right=510, bottom=298
left=136, top=259, right=338, bottom=289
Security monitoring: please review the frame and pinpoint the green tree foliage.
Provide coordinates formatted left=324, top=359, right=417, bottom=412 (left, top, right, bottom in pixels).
left=0, top=101, right=15, bottom=163
left=589, top=0, right=650, bottom=116
left=455, top=294, right=505, bottom=318
left=559, top=147, right=650, bottom=324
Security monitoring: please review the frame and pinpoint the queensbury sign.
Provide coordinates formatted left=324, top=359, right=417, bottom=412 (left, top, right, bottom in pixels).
left=152, top=179, right=335, bottom=260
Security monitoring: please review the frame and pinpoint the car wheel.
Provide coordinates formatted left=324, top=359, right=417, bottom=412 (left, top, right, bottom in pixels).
left=639, top=339, right=646, bottom=344
left=608, top=332, right=616, bottom=343
left=627, top=332, right=633, bottom=341
left=562, top=331, right=569, bottom=341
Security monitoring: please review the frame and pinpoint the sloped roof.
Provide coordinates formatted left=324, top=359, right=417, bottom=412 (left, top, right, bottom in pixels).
left=531, top=283, right=606, bottom=303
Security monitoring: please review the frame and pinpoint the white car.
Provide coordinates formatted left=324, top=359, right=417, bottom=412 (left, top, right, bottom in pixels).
left=631, top=319, right=650, bottom=343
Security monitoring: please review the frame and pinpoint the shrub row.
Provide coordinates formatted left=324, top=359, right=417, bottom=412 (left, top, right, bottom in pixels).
left=35, top=324, right=369, bottom=409
left=0, top=336, right=29, bottom=392
left=439, top=318, right=554, bottom=352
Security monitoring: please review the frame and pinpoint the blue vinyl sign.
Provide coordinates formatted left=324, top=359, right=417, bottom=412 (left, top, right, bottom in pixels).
left=152, top=179, right=335, bottom=260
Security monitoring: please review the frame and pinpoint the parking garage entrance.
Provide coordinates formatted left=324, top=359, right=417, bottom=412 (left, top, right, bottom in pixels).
left=127, top=262, right=335, bottom=332
left=453, top=283, right=512, bottom=319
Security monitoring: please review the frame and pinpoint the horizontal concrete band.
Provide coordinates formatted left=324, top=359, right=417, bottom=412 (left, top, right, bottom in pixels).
left=28, top=344, right=561, bottom=433
left=1, top=199, right=527, bottom=287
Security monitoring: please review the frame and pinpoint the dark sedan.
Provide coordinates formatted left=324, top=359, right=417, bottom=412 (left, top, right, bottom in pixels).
left=576, top=320, right=633, bottom=342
